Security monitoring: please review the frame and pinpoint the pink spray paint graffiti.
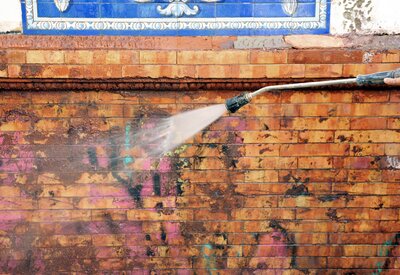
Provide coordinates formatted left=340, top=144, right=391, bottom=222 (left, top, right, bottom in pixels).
left=0, top=132, right=35, bottom=186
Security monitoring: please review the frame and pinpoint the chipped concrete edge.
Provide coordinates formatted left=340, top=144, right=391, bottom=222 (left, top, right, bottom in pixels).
left=234, top=34, right=400, bottom=50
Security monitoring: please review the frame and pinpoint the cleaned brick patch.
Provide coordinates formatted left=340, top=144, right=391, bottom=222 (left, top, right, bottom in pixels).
left=1, top=46, right=399, bottom=79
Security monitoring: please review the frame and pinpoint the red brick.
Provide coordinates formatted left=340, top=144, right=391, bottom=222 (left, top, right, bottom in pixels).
left=177, top=50, right=249, bottom=65
left=299, top=131, right=335, bottom=143
left=240, top=130, right=298, bottom=144
left=92, top=234, right=125, bottom=246
left=280, top=144, right=349, bottom=157
left=140, top=51, right=176, bottom=64
left=298, top=157, right=333, bottom=169
left=370, top=50, right=400, bottom=63
left=233, top=208, right=295, bottom=220
left=123, top=64, right=196, bottom=78
left=250, top=50, right=288, bottom=64
left=305, top=64, right=343, bottom=78
left=343, top=63, right=400, bottom=77
left=350, top=117, right=388, bottom=130
left=26, top=50, right=64, bottom=64
left=281, top=91, right=353, bottom=103
left=65, top=50, right=94, bottom=64
left=335, top=130, right=400, bottom=143
left=282, top=117, right=349, bottom=130
left=264, top=64, right=305, bottom=78
left=6, top=50, right=26, bottom=63
left=288, top=50, right=363, bottom=64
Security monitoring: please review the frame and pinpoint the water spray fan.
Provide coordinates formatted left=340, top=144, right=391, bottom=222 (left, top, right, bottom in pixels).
left=225, top=69, right=400, bottom=113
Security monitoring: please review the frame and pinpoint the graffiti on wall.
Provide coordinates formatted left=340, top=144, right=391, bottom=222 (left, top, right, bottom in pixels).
left=0, top=103, right=301, bottom=273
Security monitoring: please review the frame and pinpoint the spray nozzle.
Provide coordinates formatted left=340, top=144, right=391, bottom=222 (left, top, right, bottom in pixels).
left=225, top=93, right=252, bottom=113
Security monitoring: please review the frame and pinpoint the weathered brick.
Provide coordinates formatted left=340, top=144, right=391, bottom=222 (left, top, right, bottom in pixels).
left=127, top=209, right=193, bottom=221
left=177, top=50, right=249, bottom=64
left=282, top=117, right=349, bottom=130
left=7, top=64, right=21, bottom=77
left=26, top=50, right=64, bottom=64
left=335, top=130, right=400, bottom=143
left=343, top=63, right=400, bottom=77
left=288, top=50, right=363, bottom=64
left=298, top=157, right=333, bottom=169
left=123, top=64, right=196, bottom=78
left=298, top=131, right=335, bottom=143
left=305, top=64, right=343, bottom=78
left=280, top=144, right=350, bottom=157
left=140, top=51, right=176, bottom=64
left=31, top=210, right=91, bottom=222
left=240, top=131, right=298, bottom=144
left=370, top=50, right=400, bottom=63
left=250, top=50, right=288, bottom=64
left=6, top=50, right=26, bottom=63
left=281, top=91, right=353, bottom=104
left=92, top=234, right=125, bottom=246
left=350, top=117, right=388, bottom=130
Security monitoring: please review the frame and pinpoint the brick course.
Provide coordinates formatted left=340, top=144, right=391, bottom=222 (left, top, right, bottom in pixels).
left=0, top=35, right=400, bottom=273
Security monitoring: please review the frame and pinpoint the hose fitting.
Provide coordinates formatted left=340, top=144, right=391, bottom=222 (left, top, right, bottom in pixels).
left=225, top=93, right=252, bottom=113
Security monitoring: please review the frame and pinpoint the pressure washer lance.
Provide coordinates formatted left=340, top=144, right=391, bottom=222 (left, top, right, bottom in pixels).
left=225, top=68, right=400, bottom=113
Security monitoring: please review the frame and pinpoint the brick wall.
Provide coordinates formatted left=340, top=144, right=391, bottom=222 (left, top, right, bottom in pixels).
left=0, top=36, right=400, bottom=273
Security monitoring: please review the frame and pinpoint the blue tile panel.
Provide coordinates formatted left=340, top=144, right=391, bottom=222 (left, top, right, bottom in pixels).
left=21, top=0, right=330, bottom=35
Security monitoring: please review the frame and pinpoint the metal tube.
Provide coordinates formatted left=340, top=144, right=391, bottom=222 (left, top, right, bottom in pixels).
left=249, top=78, right=357, bottom=99
left=225, top=68, right=400, bottom=113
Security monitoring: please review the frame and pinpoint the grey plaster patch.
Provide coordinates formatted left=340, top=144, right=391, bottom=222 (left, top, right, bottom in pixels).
left=344, top=35, right=400, bottom=50
left=234, top=36, right=291, bottom=49
left=340, top=0, right=373, bottom=33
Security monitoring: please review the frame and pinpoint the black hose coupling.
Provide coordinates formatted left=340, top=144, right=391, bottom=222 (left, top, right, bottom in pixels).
left=225, top=93, right=252, bottom=113
left=357, top=68, right=400, bottom=85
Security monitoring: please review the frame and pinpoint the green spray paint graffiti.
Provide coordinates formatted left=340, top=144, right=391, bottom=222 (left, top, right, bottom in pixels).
left=201, top=244, right=217, bottom=274
left=374, top=233, right=400, bottom=274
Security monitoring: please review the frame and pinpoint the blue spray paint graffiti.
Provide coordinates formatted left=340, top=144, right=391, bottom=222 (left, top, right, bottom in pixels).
left=124, top=124, right=133, bottom=165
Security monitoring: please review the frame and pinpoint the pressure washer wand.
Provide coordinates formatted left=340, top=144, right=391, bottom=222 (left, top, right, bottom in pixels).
left=225, top=69, right=400, bottom=113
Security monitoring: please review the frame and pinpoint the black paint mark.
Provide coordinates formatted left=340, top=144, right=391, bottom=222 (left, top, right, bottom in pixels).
left=48, top=191, right=55, bottom=197
left=284, top=184, right=312, bottom=197
left=128, top=185, right=143, bottom=205
left=176, top=180, right=184, bottom=196
left=221, top=141, right=240, bottom=169
left=326, top=208, right=339, bottom=221
left=14, top=249, right=36, bottom=274
left=319, top=117, right=328, bottom=123
left=155, top=202, right=163, bottom=211
left=263, top=124, right=270, bottom=130
left=87, top=147, right=98, bottom=167
left=145, top=234, right=151, bottom=241
left=103, top=212, right=120, bottom=234
left=153, top=173, right=161, bottom=196
left=318, top=192, right=351, bottom=202
left=146, top=247, right=155, bottom=257
left=259, top=147, right=273, bottom=155
left=160, top=227, right=167, bottom=243
left=282, top=173, right=307, bottom=184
